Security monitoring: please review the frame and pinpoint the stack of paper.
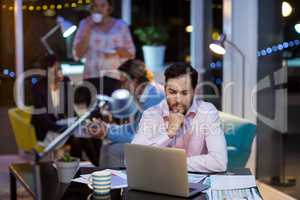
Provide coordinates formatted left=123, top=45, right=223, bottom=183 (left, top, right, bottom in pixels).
left=210, top=175, right=256, bottom=190
left=187, top=173, right=208, bottom=183
left=210, top=175, right=262, bottom=200
left=72, top=171, right=208, bottom=189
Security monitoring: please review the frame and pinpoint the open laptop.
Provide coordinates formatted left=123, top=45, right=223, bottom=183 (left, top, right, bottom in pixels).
left=124, top=144, right=209, bottom=198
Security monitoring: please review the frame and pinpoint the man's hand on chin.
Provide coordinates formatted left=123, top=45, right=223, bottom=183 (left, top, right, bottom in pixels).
left=167, top=112, right=184, bottom=138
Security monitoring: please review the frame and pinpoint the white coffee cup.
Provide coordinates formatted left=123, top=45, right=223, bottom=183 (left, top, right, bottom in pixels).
left=92, top=13, right=103, bottom=23
left=88, top=170, right=112, bottom=195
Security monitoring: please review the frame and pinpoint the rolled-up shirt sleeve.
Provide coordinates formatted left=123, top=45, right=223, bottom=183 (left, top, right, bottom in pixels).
left=187, top=106, right=228, bottom=172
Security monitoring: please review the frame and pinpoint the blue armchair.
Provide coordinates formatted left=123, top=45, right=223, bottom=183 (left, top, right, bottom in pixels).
left=219, top=112, right=256, bottom=169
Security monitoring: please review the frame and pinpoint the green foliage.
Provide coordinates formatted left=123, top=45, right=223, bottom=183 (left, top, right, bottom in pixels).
left=60, top=154, right=76, bottom=162
left=134, top=26, right=169, bottom=46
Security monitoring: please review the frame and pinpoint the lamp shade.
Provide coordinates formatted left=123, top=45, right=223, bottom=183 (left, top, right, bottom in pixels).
left=294, top=23, right=300, bottom=34
left=57, top=16, right=77, bottom=38
left=111, top=89, right=137, bottom=119
left=209, top=34, right=227, bottom=55
left=96, top=89, right=138, bottom=119
left=209, top=42, right=226, bottom=55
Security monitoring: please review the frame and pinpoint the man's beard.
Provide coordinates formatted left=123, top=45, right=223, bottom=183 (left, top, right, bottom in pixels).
left=168, top=102, right=188, bottom=115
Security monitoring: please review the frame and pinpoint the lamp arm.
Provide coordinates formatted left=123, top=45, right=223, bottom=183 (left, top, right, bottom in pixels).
left=40, top=25, right=60, bottom=55
left=224, top=40, right=245, bottom=61
left=37, top=99, right=101, bottom=160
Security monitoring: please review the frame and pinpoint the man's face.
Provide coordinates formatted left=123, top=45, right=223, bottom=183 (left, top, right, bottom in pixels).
left=165, top=74, right=195, bottom=115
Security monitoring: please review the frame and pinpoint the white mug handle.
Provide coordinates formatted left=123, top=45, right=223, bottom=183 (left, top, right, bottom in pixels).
left=87, top=176, right=93, bottom=190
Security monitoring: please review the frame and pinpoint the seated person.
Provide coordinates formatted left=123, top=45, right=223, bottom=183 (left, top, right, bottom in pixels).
left=132, top=63, right=227, bottom=173
left=89, top=59, right=165, bottom=142
left=73, top=86, right=102, bottom=166
left=31, top=54, right=81, bottom=157
left=87, top=59, right=165, bottom=167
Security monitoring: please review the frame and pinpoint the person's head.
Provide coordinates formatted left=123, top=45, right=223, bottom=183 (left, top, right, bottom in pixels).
left=74, top=86, right=92, bottom=116
left=164, top=62, right=198, bottom=114
left=118, top=59, right=153, bottom=94
left=38, top=54, right=63, bottom=83
left=90, top=0, right=113, bottom=17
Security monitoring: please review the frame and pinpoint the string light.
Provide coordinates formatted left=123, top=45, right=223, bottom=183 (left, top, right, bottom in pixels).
left=209, top=61, right=223, bottom=69
left=210, top=62, right=216, bottom=69
left=212, top=32, right=221, bottom=41
left=215, top=78, right=222, bottom=85
left=9, top=72, right=15, bottom=78
left=31, top=77, right=38, bottom=85
left=3, top=69, right=9, bottom=76
left=1, top=1, right=89, bottom=12
left=258, top=39, right=300, bottom=57
left=28, top=5, right=34, bottom=11
left=57, top=4, right=62, bottom=10
left=216, top=61, right=222, bottom=67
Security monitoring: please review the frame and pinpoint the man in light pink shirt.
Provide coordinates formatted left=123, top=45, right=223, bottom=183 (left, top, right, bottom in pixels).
left=132, top=63, right=227, bottom=172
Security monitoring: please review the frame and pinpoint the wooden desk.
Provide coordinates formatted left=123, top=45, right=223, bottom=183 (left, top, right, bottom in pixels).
left=9, top=162, right=254, bottom=200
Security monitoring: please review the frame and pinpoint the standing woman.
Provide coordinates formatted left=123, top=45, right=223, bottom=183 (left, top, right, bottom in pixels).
left=73, top=0, right=136, bottom=95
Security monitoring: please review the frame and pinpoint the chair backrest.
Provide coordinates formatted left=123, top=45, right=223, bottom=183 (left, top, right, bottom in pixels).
left=8, top=107, right=43, bottom=153
left=219, top=112, right=256, bottom=168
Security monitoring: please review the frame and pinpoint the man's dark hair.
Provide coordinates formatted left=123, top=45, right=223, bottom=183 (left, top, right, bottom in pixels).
left=74, top=86, right=91, bottom=106
left=164, top=62, right=198, bottom=89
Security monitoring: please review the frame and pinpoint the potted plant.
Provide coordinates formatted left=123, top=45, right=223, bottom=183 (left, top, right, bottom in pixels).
left=134, top=26, right=168, bottom=72
left=55, top=154, right=80, bottom=183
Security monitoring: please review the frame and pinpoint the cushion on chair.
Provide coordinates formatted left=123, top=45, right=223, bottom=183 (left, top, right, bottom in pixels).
left=8, top=107, right=44, bottom=153
left=219, top=112, right=256, bottom=169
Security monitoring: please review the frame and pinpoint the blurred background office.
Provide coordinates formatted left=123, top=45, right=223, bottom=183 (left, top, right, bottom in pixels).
left=1, top=0, right=300, bottom=199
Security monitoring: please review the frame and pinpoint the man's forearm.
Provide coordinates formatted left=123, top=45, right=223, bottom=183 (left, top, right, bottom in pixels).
left=187, top=153, right=227, bottom=173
